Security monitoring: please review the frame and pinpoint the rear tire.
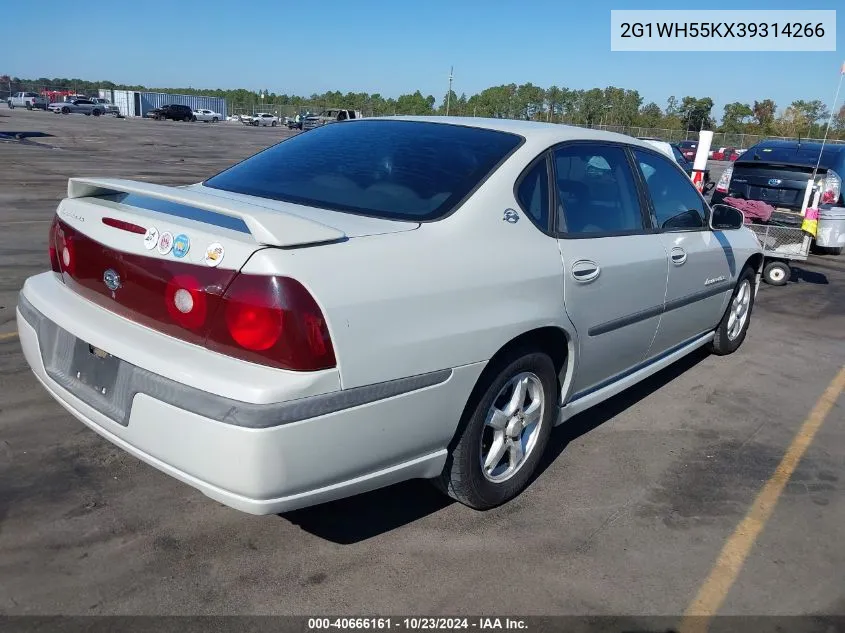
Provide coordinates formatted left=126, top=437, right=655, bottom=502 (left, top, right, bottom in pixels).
left=435, top=349, right=557, bottom=510
left=212, top=116, right=218, bottom=123
left=709, top=266, right=756, bottom=356
left=26, top=103, right=32, bottom=110
left=762, top=261, right=790, bottom=286
left=92, top=108, right=101, bottom=117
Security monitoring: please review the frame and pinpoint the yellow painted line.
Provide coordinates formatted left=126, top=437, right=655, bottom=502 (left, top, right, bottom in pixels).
left=679, top=365, right=845, bottom=633
left=0, top=331, right=20, bottom=342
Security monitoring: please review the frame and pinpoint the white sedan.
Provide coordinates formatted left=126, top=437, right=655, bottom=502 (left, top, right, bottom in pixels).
left=16, top=117, right=762, bottom=515
left=249, top=112, right=278, bottom=127
left=193, top=108, right=222, bottom=123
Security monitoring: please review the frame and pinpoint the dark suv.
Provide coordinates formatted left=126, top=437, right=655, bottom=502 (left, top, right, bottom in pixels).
left=146, top=104, right=196, bottom=121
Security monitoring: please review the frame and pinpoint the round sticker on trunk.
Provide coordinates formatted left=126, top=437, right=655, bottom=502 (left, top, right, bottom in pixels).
left=143, top=226, right=159, bottom=250
left=157, top=231, right=174, bottom=255
left=172, top=234, right=190, bottom=258
left=204, top=243, right=225, bottom=267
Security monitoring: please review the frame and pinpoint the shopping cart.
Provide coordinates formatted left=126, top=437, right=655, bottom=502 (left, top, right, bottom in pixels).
left=746, top=221, right=812, bottom=286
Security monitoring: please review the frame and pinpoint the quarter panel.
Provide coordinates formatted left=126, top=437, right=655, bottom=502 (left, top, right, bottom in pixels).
left=242, top=170, right=570, bottom=389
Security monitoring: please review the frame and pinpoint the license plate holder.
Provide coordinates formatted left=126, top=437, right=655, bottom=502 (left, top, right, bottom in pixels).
left=70, top=339, right=120, bottom=398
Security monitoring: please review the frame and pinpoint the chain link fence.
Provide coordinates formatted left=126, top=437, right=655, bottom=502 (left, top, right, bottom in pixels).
left=228, top=102, right=384, bottom=120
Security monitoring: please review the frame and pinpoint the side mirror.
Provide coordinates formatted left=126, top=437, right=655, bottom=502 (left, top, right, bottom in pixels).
left=710, top=204, right=745, bottom=231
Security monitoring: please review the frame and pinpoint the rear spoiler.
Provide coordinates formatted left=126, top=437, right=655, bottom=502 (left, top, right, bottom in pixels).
left=66, top=177, right=346, bottom=248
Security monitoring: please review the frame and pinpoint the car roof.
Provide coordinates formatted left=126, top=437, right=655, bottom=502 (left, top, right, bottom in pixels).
left=363, top=116, right=659, bottom=151
left=748, top=139, right=845, bottom=153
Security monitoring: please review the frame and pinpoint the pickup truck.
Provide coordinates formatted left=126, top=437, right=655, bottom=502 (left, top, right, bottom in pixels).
left=301, top=109, right=363, bottom=131
left=6, top=92, right=49, bottom=110
left=91, top=98, right=121, bottom=116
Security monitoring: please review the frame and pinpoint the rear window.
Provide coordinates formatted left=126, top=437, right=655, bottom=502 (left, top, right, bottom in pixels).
left=737, top=145, right=843, bottom=171
left=204, top=120, right=523, bottom=221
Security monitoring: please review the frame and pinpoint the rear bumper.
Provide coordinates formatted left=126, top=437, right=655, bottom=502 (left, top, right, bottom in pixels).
left=17, top=276, right=482, bottom=514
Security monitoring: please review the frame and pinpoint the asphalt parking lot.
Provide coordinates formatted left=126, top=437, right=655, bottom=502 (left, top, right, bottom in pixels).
left=0, top=108, right=843, bottom=620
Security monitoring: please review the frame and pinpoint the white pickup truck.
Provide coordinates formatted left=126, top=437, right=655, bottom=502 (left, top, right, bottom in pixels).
left=91, top=98, right=121, bottom=116
left=7, top=92, right=49, bottom=110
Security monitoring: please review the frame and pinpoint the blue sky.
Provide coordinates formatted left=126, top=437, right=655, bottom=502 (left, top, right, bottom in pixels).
left=4, top=0, right=843, bottom=119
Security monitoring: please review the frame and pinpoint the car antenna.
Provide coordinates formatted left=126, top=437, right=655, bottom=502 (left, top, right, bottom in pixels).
left=810, top=59, right=845, bottom=185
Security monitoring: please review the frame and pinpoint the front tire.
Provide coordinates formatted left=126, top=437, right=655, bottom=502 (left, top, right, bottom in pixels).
left=436, top=350, right=557, bottom=509
left=762, top=260, right=790, bottom=286
left=709, top=266, right=756, bottom=355
left=62, top=107, right=70, bottom=115
left=92, top=109, right=101, bottom=117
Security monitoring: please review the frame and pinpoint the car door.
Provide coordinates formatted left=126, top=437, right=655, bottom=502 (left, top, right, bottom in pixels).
left=631, top=147, right=734, bottom=358
left=552, top=142, right=669, bottom=399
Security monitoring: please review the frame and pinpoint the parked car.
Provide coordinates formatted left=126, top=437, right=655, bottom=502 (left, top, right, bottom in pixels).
left=48, top=99, right=107, bottom=116
left=7, top=92, right=48, bottom=110
left=637, top=138, right=710, bottom=185
left=146, top=104, right=196, bottom=121
left=193, top=108, right=222, bottom=123
left=302, top=109, right=362, bottom=130
left=677, top=140, right=698, bottom=161
left=91, top=98, right=120, bottom=116
left=16, top=117, right=762, bottom=515
left=249, top=113, right=279, bottom=127
left=712, top=146, right=740, bottom=161
left=671, top=143, right=711, bottom=186
left=711, top=139, right=845, bottom=254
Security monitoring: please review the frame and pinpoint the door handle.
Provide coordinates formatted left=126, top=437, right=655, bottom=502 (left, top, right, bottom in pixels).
left=571, top=259, right=601, bottom=283
left=670, top=247, right=687, bottom=266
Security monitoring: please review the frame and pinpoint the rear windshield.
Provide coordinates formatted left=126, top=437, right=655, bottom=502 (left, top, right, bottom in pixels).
left=737, top=145, right=843, bottom=171
left=204, top=120, right=524, bottom=221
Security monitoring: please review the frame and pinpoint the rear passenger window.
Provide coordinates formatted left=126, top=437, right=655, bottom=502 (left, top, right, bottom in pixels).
left=553, top=145, right=644, bottom=236
left=517, top=157, right=550, bottom=230
left=634, top=149, right=707, bottom=231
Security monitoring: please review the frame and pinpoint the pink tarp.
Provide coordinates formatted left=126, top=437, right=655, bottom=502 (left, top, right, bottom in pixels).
left=722, top=197, right=776, bottom=223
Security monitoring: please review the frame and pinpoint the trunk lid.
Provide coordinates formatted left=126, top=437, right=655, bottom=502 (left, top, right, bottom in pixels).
left=53, top=177, right=416, bottom=348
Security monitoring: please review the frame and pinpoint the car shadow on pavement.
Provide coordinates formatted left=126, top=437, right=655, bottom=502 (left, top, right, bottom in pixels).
left=281, top=348, right=711, bottom=544
left=790, top=267, right=829, bottom=285
left=280, top=478, right=451, bottom=544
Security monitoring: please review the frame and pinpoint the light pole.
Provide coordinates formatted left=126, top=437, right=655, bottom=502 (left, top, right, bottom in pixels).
left=446, top=66, right=453, bottom=116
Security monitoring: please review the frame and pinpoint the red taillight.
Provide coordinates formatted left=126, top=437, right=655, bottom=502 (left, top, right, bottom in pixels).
left=207, top=275, right=336, bottom=371
left=223, top=279, right=284, bottom=351
left=49, top=216, right=61, bottom=273
left=52, top=220, right=76, bottom=276
left=53, top=219, right=336, bottom=373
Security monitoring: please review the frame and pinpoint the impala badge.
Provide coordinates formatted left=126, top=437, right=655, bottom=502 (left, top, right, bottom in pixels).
left=704, top=275, right=726, bottom=286
left=103, top=269, right=121, bottom=292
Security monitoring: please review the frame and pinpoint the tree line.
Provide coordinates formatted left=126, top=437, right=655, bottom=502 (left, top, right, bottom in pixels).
left=4, top=75, right=844, bottom=140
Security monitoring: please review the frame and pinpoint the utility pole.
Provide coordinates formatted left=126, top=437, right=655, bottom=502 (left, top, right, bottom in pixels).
left=446, top=66, right=453, bottom=116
